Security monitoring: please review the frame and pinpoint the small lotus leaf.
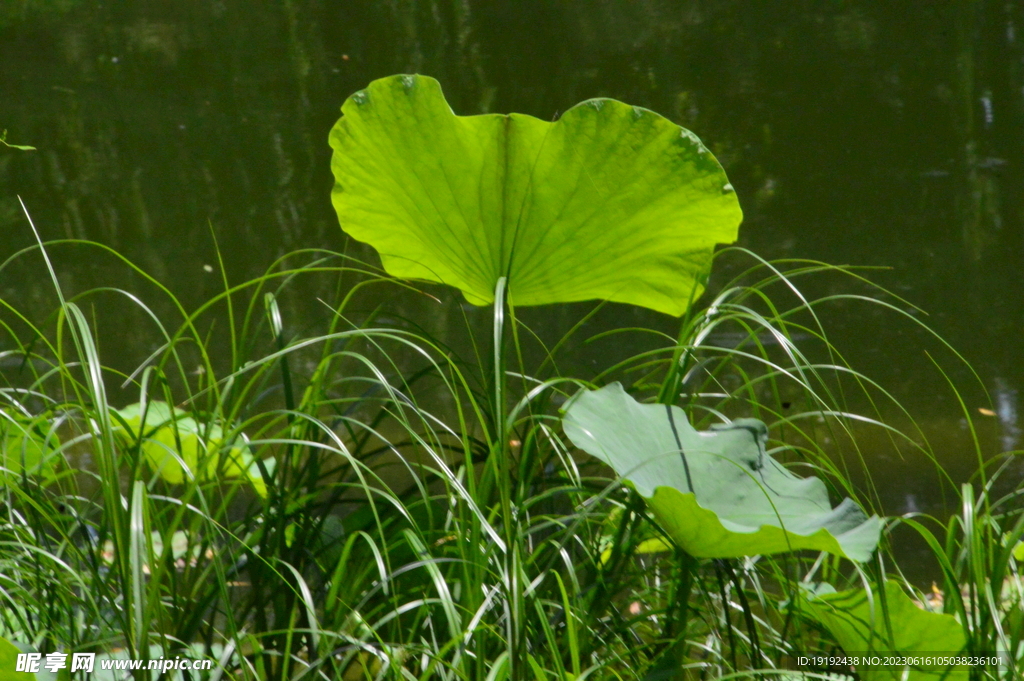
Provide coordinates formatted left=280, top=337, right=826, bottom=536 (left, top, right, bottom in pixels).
left=597, top=505, right=673, bottom=564
left=329, top=74, right=742, bottom=316
left=0, top=410, right=59, bottom=483
left=562, top=383, right=881, bottom=561
left=801, top=579, right=968, bottom=681
left=114, top=401, right=267, bottom=497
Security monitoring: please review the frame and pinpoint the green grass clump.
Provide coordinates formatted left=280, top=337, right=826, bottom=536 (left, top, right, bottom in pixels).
left=0, top=232, right=1021, bottom=680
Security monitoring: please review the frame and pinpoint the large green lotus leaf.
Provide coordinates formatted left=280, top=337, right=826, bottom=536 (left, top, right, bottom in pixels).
left=801, top=580, right=968, bottom=681
left=114, top=402, right=267, bottom=497
left=329, top=75, right=742, bottom=316
left=562, top=383, right=881, bottom=561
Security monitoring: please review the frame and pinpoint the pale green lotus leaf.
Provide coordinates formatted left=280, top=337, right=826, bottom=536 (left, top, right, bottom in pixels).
left=801, top=579, right=968, bottom=681
left=329, top=74, right=742, bottom=317
left=114, top=401, right=268, bottom=497
left=562, top=383, right=881, bottom=561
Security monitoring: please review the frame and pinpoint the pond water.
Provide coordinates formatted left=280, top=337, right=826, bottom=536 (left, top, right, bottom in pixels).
left=1, top=2, right=1022, bottom=553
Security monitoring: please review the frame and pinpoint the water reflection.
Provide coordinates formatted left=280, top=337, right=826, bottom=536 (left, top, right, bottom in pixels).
left=993, top=377, right=1020, bottom=452
left=1, top=1, right=1023, bottom=532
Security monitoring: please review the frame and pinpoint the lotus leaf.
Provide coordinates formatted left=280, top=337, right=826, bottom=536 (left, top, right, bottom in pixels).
left=0, top=637, right=34, bottom=681
left=329, top=74, right=742, bottom=316
left=562, top=383, right=881, bottom=561
left=801, top=579, right=968, bottom=681
left=114, top=401, right=268, bottom=497
left=0, top=410, right=59, bottom=483
left=597, top=504, right=672, bottom=564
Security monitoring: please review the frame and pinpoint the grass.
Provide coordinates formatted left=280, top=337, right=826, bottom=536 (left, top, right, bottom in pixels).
left=0, top=232, right=1022, bottom=680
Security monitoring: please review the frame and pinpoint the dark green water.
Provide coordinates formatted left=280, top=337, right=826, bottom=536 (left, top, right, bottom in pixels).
left=2, top=1, right=1023, bottom=529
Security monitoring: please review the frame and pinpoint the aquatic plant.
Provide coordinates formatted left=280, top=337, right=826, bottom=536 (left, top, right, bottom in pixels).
left=113, top=400, right=269, bottom=497
left=562, top=382, right=881, bottom=561
left=329, top=74, right=741, bottom=315
left=0, top=73, right=1020, bottom=681
left=797, top=579, right=968, bottom=681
